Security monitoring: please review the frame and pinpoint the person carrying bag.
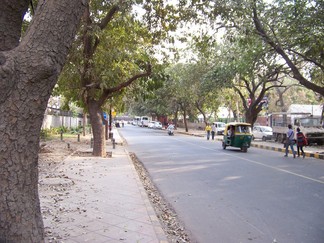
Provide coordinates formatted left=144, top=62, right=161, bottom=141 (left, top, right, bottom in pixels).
left=284, top=124, right=296, bottom=158
left=296, top=127, right=307, bottom=158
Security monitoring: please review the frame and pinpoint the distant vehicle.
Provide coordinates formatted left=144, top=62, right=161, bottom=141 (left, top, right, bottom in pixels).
left=154, top=121, right=163, bottom=129
left=213, top=122, right=226, bottom=135
left=167, top=124, right=175, bottom=135
left=148, top=121, right=155, bottom=128
left=269, top=112, right=324, bottom=145
left=132, top=116, right=140, bottom=126
left=253, top=126, right=273, bottom=141
left=140, top=116, right=149, bottom=127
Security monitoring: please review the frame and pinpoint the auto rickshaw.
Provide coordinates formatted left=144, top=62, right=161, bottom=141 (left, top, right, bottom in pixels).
left=222, top=122, right=252, bottom=152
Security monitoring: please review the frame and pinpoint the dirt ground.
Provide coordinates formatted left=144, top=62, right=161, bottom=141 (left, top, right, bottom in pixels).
left=38, top=135, right=92, bottom=241
left=38, top=135, right=190, bottom=242
left=38, top=136, right=88, bottom=175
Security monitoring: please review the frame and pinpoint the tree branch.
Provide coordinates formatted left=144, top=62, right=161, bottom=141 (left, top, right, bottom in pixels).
left=288, top=48, right=324, bottom=70
left=98, top=63, right=152, bottom=106
left=98, top=5, right=119, bottom=30
left=252, top=4, right=324, bottom=96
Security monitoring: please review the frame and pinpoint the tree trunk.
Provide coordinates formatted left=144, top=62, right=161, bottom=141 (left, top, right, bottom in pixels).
left=174, top=110, right=178, bottom=129
left=83, top=112, right=87, bottom=136
left=88, top=100, right=106, bottom=157
left=183, top=109, right=189, bottom=132
left=195, top=102, right=207, bottom=125
left=245, top=108, right=259, bottom=126
left=0, top=1, right=86, bottom=242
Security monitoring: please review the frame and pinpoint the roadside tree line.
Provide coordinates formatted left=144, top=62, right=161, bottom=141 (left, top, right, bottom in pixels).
left=0, top=0, right=322, bottom=241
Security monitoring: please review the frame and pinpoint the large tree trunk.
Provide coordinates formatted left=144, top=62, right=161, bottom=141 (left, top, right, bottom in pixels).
left=88, top=100, right=106, bottom=157
left=0, top=1, right=86, bottom=242
left=245, top=108, right=259, bottom=126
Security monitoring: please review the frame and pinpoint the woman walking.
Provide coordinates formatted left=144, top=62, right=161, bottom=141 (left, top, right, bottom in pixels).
left=296, top=127, right=307, bottom=158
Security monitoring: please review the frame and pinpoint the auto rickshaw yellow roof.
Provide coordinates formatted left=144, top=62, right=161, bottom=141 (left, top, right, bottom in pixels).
left=225, top=122, right=251, bottom=126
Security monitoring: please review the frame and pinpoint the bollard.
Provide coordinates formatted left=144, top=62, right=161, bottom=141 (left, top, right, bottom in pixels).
left=112, top=138, right=116, bottom=149
left=109, top=132, right=113, bottom=139
left=90, top=138, right=93, bottom=148
left=77, top=134, right=80, bottom=142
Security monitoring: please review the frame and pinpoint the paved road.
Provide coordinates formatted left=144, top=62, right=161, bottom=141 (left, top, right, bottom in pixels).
left=120, top=125, right=324, bottom=243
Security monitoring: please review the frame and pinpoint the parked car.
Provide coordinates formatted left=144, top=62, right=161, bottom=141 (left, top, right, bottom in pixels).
left=213, top=122, right=226, bottom=135
left=148, top=121, right=155, bottom=128
left=253, top=126, right=273, bottom=141
left=154, top=121, right=163, bottom=129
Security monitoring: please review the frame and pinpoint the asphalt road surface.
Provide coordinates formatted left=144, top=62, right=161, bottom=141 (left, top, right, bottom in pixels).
left=120, top=125, right=324, bottom=243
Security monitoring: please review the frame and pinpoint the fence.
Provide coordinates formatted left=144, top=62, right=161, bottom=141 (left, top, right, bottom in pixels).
left=42, top=107, right=85, bottom=129
left=42, top=114, right=83, bottom=129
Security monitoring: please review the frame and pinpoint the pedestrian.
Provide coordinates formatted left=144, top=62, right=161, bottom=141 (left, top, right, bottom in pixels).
left=296, top=127, right=307, bottom=158
left=205, top=123, right=212, bottom=140
left=211, top=123, right=216, bottom=140
left=284, top=124, right=296, bottom=158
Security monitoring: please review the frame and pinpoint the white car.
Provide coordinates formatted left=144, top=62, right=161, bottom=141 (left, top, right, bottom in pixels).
left=154, top=121, right=163, bottom=129
left=148, top=121, right=155, bottom=128
left=253, top=126, right=273, bottom=141
left=213, top=122, right=226, bottom=135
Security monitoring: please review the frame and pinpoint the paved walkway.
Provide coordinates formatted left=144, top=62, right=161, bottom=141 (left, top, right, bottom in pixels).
left=40, top=129, right=168, bottom=243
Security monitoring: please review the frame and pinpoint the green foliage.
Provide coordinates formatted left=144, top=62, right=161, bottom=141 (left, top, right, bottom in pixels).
left=40, top=125, right=84, bottom=140
left=70, top=126, right=82, bottom=134
left=58, top=126, right=68, bottom=133
left=55, top=1, right=183, bottom=114
left=40, top=129, right=50, bottom=139
left=40, top=127, right=64, bottom=139
left=54, top=0, right=323, bottom=123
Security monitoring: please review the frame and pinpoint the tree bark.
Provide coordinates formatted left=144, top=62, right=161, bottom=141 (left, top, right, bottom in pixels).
left=88, top=100, right=106, bottom=157
left=0, top=0, right=29, bottom=51
left=0, top=1, right=86, bottom=242
left=83, top=111, right=87, bottom=136
left=245, top=108, right=259, bottom=126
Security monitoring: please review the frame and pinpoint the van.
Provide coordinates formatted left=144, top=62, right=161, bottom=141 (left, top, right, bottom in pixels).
left=140, top=116, right=149, bottom=127
left=213, top=122, right=226, bottom=135
left=132, top=116, right=140, bottom=126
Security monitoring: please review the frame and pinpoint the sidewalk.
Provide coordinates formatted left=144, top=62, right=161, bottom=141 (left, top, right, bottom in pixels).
left=175, top=127, right=324, bottom=160
left=40, top=129, right=168, bottom=243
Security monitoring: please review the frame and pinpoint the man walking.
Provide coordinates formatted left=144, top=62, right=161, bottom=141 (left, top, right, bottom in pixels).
left=205, top=123, right=212, bottom=140
left=284, top=124, right=296, bottom=158
left=211, top=123, right=216, bottom=140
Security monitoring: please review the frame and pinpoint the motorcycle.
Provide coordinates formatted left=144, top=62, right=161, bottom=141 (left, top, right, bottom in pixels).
left=167, top=124, right=175, bottom=136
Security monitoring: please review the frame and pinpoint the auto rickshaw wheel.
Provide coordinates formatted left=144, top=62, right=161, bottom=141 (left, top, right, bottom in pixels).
left=222, top=142, right=226, bottom=149
left=241, top=146, right=248, bottom=152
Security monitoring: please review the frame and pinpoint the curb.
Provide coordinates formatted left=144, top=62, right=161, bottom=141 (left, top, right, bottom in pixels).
left=251, top=143, right=324, bottom=159
left=176, top=131, right=324, bottom=160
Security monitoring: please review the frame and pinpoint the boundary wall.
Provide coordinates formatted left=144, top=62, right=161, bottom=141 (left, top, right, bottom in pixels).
left=42, top=114, right=83, bottom=129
